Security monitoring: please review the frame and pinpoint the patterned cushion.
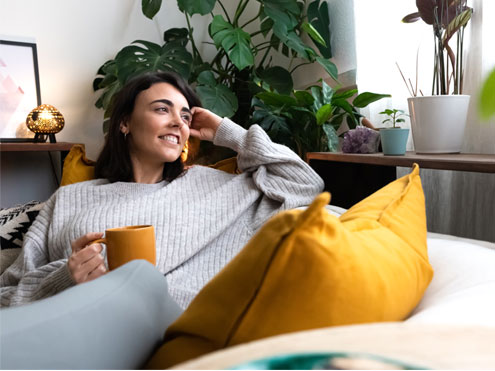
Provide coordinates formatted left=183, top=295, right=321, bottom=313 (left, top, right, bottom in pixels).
left=0, top=201, right=44, bottom=274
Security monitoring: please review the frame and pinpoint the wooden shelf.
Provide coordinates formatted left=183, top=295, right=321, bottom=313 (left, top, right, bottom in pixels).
left=306, top=152, right=495, bottom=174
left=0, top=142, right=78, bottom=152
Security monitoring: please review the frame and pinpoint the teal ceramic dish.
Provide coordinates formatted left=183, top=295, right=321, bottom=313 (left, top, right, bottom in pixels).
left=229, top=351, right=428, bottom=370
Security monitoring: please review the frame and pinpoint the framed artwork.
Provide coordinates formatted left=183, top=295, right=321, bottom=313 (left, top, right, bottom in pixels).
left=0, top=39, right=42, bottom=142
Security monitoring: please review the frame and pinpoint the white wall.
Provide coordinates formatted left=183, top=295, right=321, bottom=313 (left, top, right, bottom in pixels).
left=0, top=0, right=209, bottom=159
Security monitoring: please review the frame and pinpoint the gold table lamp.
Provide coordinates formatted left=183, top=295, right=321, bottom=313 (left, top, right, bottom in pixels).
left=26, top=104, right=65, bottom=143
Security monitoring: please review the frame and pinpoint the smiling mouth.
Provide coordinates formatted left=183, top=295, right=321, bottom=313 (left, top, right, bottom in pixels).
left=158, top=135, right=179, bottom=145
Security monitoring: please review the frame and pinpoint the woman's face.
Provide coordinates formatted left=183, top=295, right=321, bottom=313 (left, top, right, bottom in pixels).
left=123, top=82, right=192, bottom=165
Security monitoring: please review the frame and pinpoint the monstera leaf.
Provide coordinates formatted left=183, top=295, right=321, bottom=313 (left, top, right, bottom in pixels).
left=94, top=60, right=122, bottom=120
left=163, top=28, right=189, bottom=46
left=210, top=15, right=254, bottom=71
left=251, top=97, right=291, bottom=139
left=178, top=0, right=216, bottom=16
left=262, top=0, right=300, bottom=29
left=196, top=71, right=238, bottom=117
left=114, top=40, right=192, bottom=81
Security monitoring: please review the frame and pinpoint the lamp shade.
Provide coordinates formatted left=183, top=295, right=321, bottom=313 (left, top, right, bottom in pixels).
left=26, top=104, right=65, bottom=134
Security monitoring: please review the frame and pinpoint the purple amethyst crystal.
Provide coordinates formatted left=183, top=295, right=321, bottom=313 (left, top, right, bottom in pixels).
left=342, top=127, right=380, bottom=154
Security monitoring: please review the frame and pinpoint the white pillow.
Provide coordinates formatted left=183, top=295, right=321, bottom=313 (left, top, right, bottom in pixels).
left=407, top=235, right=495, bottom=326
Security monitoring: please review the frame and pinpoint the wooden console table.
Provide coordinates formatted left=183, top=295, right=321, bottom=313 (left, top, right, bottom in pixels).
left=306, top=151, right=495, bottom=208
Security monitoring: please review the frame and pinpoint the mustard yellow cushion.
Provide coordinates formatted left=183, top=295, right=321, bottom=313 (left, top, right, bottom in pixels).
left=146, top=164, right=433, bottom=369
left=60, top=144, right=239, bottom=187
left=60, top=144, right=95, bottom=186
left=207, top=157, right=240, bottom=174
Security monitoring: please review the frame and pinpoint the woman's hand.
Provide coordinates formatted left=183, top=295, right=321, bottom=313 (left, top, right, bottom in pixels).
left=68, top=232, right=107, bottom=284
left=189, top=107, right=222, bottom=142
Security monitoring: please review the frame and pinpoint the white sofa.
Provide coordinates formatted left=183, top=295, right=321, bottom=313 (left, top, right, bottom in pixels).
left=0, top=204, right=494, bottom=369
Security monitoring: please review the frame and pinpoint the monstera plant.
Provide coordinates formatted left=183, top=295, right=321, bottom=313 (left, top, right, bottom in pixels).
left=94, top=0, right=336, bottom=131
left=93, top=0, right=389, bottom=159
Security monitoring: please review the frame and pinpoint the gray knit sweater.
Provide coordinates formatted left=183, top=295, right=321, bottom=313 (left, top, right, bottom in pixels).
left=0, top=118, right=324, bottom=308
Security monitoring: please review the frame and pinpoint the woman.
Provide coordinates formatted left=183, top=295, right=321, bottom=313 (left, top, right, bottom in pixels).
left=0, top=71, right=324, bottom=308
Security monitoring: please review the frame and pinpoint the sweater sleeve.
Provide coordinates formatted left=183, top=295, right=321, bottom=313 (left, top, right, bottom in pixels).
left=0, top=195, right=75, bottom=307
left=213, top=118, right=324, bottom=210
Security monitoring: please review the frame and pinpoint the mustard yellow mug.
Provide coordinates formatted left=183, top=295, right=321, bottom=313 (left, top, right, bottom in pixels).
left=92, top=225, right=156, bottom=270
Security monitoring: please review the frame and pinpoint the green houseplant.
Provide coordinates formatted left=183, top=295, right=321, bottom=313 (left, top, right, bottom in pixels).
left=252, top=82, right=389, bottom=158
left=94, top=0, right=337, bottom=131
left=378, top=109, right=410, bottom=156
left=402, top=0, right=473, bottom=153
left=93, top=0, right=389, bottom=160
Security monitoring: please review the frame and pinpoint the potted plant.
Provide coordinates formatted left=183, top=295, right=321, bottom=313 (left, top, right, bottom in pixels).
left=378, top=109, right=409, bottom=156
left=93, top=0, right=336, bottom=132
left=402, top=0, right=473, bottom=153
left=252, top=81, right=390, bottom=158
left=93, top=0, right=389, bottom=162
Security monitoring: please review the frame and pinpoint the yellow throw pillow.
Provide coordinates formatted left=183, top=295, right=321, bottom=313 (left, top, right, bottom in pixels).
left=60, top=144, right=239, bottom=187
left=60, top=144, right=95, bottom=186
left=207, top=157, right=241, bottom=174
left=146, top=164, right=433, bottom=369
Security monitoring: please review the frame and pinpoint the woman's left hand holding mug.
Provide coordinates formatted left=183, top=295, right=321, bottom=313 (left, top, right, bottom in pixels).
left=68, top=232, right=108, bottom=284
left=189, top=107, right=222, bottom=142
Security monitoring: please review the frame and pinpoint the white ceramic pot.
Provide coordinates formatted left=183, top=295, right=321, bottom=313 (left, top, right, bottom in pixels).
left=407, top=95, right=470, bottom=153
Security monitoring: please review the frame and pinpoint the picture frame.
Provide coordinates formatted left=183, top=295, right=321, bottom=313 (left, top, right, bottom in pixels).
left=0, top=39, right=42, bottom=142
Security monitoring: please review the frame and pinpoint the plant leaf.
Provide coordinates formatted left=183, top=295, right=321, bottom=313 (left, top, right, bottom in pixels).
left=402, top=12, right=421, bottom=23
left=256, top=91, right=297, bottom=107
left=210, top=15, right=254, bottom=71
left=196, top=71, right=238, bottom=117
left=258, top=67, right=294, bottom=95
left=272, top=23, right=316, bottom=60
left=307, top=0, right=332, bottom=58
left=163, top=28, right=189, bottom=46
left=316, top=56, right=338, bottom=81
left=332, top=98, right=354, bottom=115
left=322, top=122, right=339, bottom=152
left=114, top=40, right=193, bottom=83
left=352, top=92, right=391, bottom=108
left=480, top=67, right=495, bottom=120
left=142, top=0, right=162, bottom=19
left=333, top=89, right=358, bottom=100
left=316, top=103, right=333, bottom=125
left=321, top=80, right=335, bottom=105
left=310, top=85, right=323, bottom=111
left=415, top=0, right=437, bottom=25
left=263, top=0, right=300, bottom=30
left=443, top=8, right=472, bottom=45
left=196, top=70, right=217, bottom=86
left=301, top=22, right=326, bottom=47
left=178, top=0, right=216, bottom=16
left=294, top=90, right=314, bottom=106
left=251, top=97, right=292, bottom=146
left=260, top=17, right=274, bottom=37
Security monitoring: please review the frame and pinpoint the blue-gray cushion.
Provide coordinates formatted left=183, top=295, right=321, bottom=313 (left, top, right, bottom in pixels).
left=0, top=260, right=183, bottom=370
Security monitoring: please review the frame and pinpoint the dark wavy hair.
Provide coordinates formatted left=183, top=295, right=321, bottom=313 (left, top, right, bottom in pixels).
left=95, top=71, right=202, bottom=183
